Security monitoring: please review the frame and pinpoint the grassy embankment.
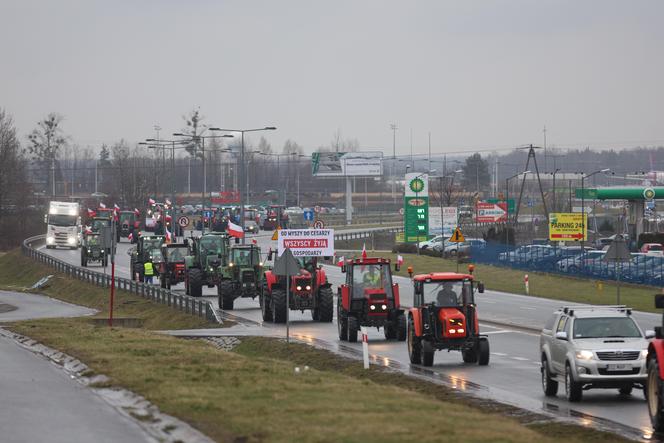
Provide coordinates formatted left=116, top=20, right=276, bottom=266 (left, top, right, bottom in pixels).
left=337, top=249, right=661, bottom=313
left=1, top=249, right=631, bottom=442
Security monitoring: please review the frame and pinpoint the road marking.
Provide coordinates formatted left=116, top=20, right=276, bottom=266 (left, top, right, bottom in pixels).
left=491, top=352, right=508, bottom=356
left=511, top=356, right=530, bottom=361
left=483, top=330, right=513, bottom=335
left=520, top=307, right=536, bottom=311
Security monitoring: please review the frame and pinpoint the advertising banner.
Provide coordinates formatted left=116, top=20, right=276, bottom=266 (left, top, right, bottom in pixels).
left=311, top=152, right=383, bottom=177
left=548, top=213, right=587, bottom=241
left=475, top=202, right=507, bottom=223
left=277, top=229, right=335, bottom=257
left=429, top=206, right=458, bottom=236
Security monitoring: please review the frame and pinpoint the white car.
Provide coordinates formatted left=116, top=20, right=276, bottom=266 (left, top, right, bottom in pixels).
left=540, top=305, right=652, bottom=402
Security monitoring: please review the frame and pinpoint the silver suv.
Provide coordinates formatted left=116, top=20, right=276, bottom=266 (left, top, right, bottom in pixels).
left=540, top=305, right=654, bottom=402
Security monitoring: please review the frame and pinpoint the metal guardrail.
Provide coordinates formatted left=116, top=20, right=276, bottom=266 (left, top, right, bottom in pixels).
left=21, top=235, right=219, bottom=324
left=334, top=226, right=403, bottom=242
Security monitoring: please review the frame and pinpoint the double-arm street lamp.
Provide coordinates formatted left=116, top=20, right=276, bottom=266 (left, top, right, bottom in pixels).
left=172, top=132, right=234, bottom=233
left=209, top=127, right=277, bottom=244
left=580, top=168, right=611, bottom=253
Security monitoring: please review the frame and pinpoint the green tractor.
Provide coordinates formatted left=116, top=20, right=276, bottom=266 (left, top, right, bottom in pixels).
left=128, top=235, right=165, bottom=281
left=184, top=232, right=231, bottom=297
left=218, top=244, right=264, bottom=310
left=80, top=231, right=108, bottom=267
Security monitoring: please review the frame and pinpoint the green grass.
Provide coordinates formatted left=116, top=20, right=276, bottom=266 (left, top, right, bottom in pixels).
left=0, top=249, right=211, bottom=330
left=341, top=251, right=661, bottom=313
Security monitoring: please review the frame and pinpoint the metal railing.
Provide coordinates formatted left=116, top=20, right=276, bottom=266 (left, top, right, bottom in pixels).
left=333, top=226, right=403, bottom=242
left=21, top=235, right=220, bottom=324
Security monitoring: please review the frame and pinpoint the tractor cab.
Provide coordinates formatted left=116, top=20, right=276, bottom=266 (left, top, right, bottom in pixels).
left=158, top=242, right=189, bottom=289
left=118, top=211, right=138, bottom=239
left=408, top=272, right=488, bottom=367
left=91, top=217, right=111, bottom=233
left=221, top=244, right=264, bottom=305
left=80, top=231, right=108, bottom=267
left=337, top=258, right=405, bottom=342
left=229, top=245, right=261, bottom=268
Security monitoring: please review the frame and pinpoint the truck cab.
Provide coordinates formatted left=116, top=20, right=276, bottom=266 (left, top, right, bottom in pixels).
left=45, top=201, right=81, bottom=249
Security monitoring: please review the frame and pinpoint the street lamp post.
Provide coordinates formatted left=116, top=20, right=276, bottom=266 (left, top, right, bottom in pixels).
left=210, top=127, right=276, bottom=244
left=505, top=171, right=530, bottom=251
left=552, top=168, right=561, bottom=213
left=436, top=169, right=462, bottom=257
left=580, top=168, right=610, bottom=254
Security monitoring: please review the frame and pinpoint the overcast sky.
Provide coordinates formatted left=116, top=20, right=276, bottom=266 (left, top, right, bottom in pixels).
left=2, top=0, right=663, bottom=156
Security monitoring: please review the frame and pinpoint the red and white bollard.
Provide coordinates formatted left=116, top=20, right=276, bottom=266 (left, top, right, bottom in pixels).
left=361, top=326, right=369, bottom=369
left=524, top=274, right=530, bottom=295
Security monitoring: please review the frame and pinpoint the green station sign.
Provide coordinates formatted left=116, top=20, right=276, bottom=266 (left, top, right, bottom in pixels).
left=403, top=173, right=429, bottom=243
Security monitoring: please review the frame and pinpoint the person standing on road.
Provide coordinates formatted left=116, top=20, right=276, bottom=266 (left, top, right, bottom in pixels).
left=143, top=261, right=155, bottom=284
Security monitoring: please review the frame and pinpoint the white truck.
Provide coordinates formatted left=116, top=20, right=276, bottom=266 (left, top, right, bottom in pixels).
left=45, top=201, right=81, bottom=249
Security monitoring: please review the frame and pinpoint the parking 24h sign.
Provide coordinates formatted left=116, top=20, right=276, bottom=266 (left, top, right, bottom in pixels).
left=277, top=229, right=335, bottom=257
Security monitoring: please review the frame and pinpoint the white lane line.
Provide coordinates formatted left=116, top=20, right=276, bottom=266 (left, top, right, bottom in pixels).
left=491, top=352, right=508, bottom=356
left=511, top=356, right=530, bottom=361
left=483, top=330, right=514, bottom=335
left=520, top=307, right=536, bottom=311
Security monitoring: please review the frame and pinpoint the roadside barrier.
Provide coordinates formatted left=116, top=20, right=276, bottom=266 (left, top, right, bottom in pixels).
left=333, top=226, right=403, bottom=242
left=21, top=235, right=220, bottom=324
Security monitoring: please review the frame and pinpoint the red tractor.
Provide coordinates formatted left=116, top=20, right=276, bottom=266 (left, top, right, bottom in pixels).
left=647, top=294, right=664, bottom=431
left=261, top=256, right=333, bottom=323
left=337, top=257, right=406, bottom=342
left=407, top=272, right=489, bottom=367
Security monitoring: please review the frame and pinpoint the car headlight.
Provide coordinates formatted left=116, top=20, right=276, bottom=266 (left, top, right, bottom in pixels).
left=575, top=350, right=594, bottom=360
left=642, top=350, right=649, bottom=358
left=46, top=236, right=55, bottom=244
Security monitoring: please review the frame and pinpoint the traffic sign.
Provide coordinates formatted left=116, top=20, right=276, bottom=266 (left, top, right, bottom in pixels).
left=273, top=248, right=301, bottom=276
left=277, top=228, right=335, bottom=257
left=313, top=219, right=325, bottom=229
left=203, top=210, right=213, bottom=219
left=548, top=212, right=586, bottom=241
left=449, top=227, right=465, bottom=243
left=177, top=215, right=190, bottom=228
left=303, top=210, right=314, bottom=221
left=603, top=235, right=631, bottom=263
left=271, top=226, right=281, bottom=241
left=314, top=205, right=321, bottom=213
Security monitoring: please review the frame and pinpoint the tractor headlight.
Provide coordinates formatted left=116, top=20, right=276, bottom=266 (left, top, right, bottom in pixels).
left=305, top=285, right=311, bottom=291
left=458, top=328, right=465, bottom=333
left=229, top=262, right=234, bottom=267
left=296, top=285, right=302, bottom=291
left=381, top=304, right=387, bottom=310
left=259, top=262, right=263, bottom=267
left=370, top=305, right=376, bottom=311
left=449, top=329, right=456, bottom=334
left=46, top=236, right=55, bottom=244
left=575, top=350, right=594, bottom=360
left=88, top=249, right=91, bottom=253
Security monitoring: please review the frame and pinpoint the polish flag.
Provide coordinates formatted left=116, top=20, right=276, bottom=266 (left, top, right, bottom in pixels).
left=165, top=224, right=172, bottom=243
left=164, top=214, right=172, bottom=222
left=134, top=208, right=140, bottom=216
left=128, top=232, right=133, bottom=242
left=114, top=203, right=120, bottom=211
left=397, top=255, right=404, bottom=266
left=227, top=221, right=244, bottom=238
left=337, top=256, right=345, bottom=267
left=361, top=243, right=367, bottom=259
left=252, top=239, right=257, bottom=245
left=99, top=202, right=106, bottom=209
left=165, top=199, right=172, bottom=206
left=87, top=208, right=96, bottom=217
left=148, top=198, right=155, bottom=205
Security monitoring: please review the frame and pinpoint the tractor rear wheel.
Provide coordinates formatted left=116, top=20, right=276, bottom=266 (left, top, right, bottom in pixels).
left=347, top=316, right=359, bottom=342
left=422, top=350, right=434, bottom=367
left=218, top=281, right=234, bottom=310
left=260, top=286, right=273, bottom=322
left=396, top=313, right=407, bottom=341
left=272, top=289, right=287, bottom=323
left=478, top=338, right=490, bottom=366
left=407, top=316, right=422, bottom=364
left=317, top=287, right=333, bottom=322
left=648, top=357, right=664, bottom=431
left=188, top=268, right=203, bottom=298
left=384, top=322, right=396, bottom=340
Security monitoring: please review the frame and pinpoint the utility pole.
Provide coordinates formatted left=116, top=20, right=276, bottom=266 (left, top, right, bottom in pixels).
left=390, top=123, right=397, bottom=203
left=428, top=132, right=431, bottom=173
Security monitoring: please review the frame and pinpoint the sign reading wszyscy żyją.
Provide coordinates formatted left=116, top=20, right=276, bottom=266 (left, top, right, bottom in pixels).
left=404, top=173, right=429, bottom=242
left=548, top=213, right=587, bottom=241
left=277, top=229, right=335, bottom=257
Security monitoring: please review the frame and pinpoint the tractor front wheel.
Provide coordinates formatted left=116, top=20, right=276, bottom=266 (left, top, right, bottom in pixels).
left=478, top=338, right=490, bottom=366
left=407, top=316, right=422, bottom=364
left=347, top=316, right=359, bottom=342
left=317, top=287, right=334, bottom=322
left=188, top=268, right=203, bottom=298
left=384, top=322, right=396, bottom=340
left=272, top=289, right=287, bottom=323
left=218, top=281, right=234, bottom=310
left=260, top=286, right=273, bottom=322
left=462, top=348, right=478, bottom=364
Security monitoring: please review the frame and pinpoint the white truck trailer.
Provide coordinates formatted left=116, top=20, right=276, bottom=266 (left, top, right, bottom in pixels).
left=45, top=201, right=81, bottom=249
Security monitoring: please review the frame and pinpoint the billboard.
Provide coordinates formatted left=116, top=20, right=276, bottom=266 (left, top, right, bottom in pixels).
left=311, top=152, right=383, bottom=177
left=277, top=229, right=335, bottom=257
left=548, top=213, right=587, bottom=241
left=429, top=206, right=458, bottom=236
left=476, top=202, right=507, bottom=223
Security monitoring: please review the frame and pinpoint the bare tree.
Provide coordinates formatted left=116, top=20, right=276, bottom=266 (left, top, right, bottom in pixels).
left=0, top=109, right=27, bottom=214
left=181, top=108, right=207, bottom=158
left=27, top=113, right=68, bottom=196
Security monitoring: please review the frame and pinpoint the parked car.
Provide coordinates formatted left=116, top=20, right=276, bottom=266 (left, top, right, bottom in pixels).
left=540, top=305, right=652, bottom=402
left=443, top=238, right=486, bottom=257
left=556, top=250, right=605, bottom=274
left=641, top=243, right=664, bottom=256
left=420, top=235, right=444, bottom=250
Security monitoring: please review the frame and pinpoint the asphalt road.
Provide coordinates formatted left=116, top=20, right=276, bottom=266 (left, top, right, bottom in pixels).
left=0, top=291, right=152, bottom=443
left=38, top=229, right=661, bottom=439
